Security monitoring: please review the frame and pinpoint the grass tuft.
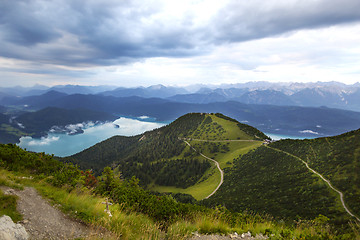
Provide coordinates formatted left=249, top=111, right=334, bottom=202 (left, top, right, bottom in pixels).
left=0, top=189, right=22, bottom=222
left=34, top=182, right=162, bottom=239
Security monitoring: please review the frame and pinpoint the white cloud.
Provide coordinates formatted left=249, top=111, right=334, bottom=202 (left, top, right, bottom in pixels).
left=22, top=136, right=60, bottom=146
left=1, top=0, right=360, bottom=87
left=299, top=130, right=319, bottom=135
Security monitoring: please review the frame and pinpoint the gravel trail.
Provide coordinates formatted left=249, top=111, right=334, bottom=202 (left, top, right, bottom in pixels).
left=2, top=187, right=108, bottom=239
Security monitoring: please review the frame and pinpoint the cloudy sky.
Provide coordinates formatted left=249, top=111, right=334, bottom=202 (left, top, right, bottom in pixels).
left=1, top=0, right=360, bottom=87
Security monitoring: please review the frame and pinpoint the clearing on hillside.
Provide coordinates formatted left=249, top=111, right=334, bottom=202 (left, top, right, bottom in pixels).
left=149, top=113, right=265, bottom=200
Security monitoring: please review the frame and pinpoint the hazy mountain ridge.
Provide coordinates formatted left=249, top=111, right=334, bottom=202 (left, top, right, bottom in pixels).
left=2, top=81, right=360, bottom=111
left=2, top=82, right=360, bottom=145
left=101, top=84, right=189, bottom=98
left=2, top=90, right=360, bottom=139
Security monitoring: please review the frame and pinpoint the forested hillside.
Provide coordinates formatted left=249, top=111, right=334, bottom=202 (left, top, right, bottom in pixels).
left=204, top=129, right=360, bottom=227
left=66, top=113, right=267, bottom=193
left=2, top=143, right=355, bottom=239
left=0, top=113, right=27, bottom=143
left=270, top=130, right=360, bottom=220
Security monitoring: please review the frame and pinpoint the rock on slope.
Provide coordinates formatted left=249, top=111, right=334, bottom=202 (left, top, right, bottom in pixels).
left=0, top=215, right=28, bottom=240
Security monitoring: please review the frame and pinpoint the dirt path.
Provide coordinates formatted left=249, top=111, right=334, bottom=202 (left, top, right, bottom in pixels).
left=181, top=138, right=258, bottom=143
left=267, top=146, right=360, bottom=222
left=183, top=140, right=224, bottom=199
left=180, top=137, right=259, bottom=199
left=2, top=187, right=106, bottom=240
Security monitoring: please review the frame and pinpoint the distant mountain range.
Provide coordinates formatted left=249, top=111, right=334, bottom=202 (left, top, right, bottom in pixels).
left=2, top=81, right=360, bottom=111
left=1, top=81, right=360, bottom=144
left=1, top=90, right=360, bottom=140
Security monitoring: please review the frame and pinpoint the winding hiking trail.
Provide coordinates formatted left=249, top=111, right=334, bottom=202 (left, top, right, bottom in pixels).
left=267, top=146, right=360, bottom=222
left=183, top=140, right=224, bottom=199
left=181, top=138, right=260, bottom=199
left=1, top=186, right=112, bottom=239
left=182, top=138, right=257, bottom=143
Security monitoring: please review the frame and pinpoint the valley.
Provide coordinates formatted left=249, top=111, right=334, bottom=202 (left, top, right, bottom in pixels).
left=1, top=112, right=360, bottom=239
left=67, top=113, right=267, bottom=199
left=3, top=83, right=360, bottom=145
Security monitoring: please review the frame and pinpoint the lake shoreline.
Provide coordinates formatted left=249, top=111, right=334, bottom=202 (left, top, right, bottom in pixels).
left=17, top=117, right=165, bottom=157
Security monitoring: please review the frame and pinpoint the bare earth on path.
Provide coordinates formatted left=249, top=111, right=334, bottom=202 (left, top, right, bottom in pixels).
left=183, top=140, right=224, bottom=199
left=2, top=186, right=111, bottom=240
left=267, top=146, right=360, bottom=222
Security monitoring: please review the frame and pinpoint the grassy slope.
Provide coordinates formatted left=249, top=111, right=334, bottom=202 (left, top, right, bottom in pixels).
left=1, top=168, right=348, bottom=240
left=0, top=124, right=30, bottom=144
left=150, top=114, right=263, bottom=200
left=204, top=145, right=350, bottom=224
left=269, top=130, right=360, bottom=219
left=204, top=130, right=360, bottom=226
left=0, top=169, right=23, bottom=222
left=68, top=113, right=266, bottom=199
left=1, top=144, right=358, bottom=239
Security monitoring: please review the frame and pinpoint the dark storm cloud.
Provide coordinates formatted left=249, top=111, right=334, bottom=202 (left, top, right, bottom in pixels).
left=211, top=0, right=360, bottom=42
left=0, top=0, right=61, bottom=45
left=1, top=0, right=360, bottom=67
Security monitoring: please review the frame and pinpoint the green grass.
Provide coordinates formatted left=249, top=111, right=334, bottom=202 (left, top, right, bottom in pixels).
left=0, top=167, right=358, bottom=239
left=209, top=115, right=253, bottom=140
left=195, top=141, right=262, bottom=169
left=150, top=142, right=261, bottom=200
left=34, top=182, right=162, bottom=239
left=150, top=165, right=221, bottom=200
left=151, top=114, right=263, bottom=200
left=0, top=124, right=28, bottom=137
left=0, top=169, right=24, bottom=190
left=0, top=170, right=24, bottom=222
left=0, top=189, right=22, bottom=222
left=189, top=114, right=254, bottom=141
left=149, top=141, right=261, bottom=200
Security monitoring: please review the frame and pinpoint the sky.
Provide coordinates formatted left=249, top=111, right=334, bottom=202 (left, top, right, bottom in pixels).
left=1, top=0, right=360, bottom=87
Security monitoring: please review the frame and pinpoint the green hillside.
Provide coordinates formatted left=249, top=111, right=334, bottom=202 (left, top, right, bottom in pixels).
left=270, top=130, right=360, bottom=220
left=66, top=113, right=267, bottom=199
left=204, top=129, right=360, bottom=227
left=2, top=143, right=355, bottom=239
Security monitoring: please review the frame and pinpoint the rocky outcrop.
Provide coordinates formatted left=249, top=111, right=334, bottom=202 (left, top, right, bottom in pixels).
left=0, top=215, right=29, bottom=240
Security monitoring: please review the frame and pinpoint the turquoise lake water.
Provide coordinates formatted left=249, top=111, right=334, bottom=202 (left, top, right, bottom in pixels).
left=265, top=132, right=315, bottom=140
left=18, top=117, right=165, bottom=157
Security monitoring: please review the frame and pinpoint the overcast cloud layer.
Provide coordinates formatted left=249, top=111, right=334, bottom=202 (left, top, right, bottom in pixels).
left=1, top=0, right=360, bottom=87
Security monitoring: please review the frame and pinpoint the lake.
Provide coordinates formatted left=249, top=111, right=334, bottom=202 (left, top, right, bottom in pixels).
left=265, top=132, right=315, bottom=140
left=18, top=117, right=165, bottom=157
left=17, top=116, right=315, bottom=157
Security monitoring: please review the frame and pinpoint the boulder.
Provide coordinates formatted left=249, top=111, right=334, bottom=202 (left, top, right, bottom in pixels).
left=0, top=215, right=29, bottom=240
